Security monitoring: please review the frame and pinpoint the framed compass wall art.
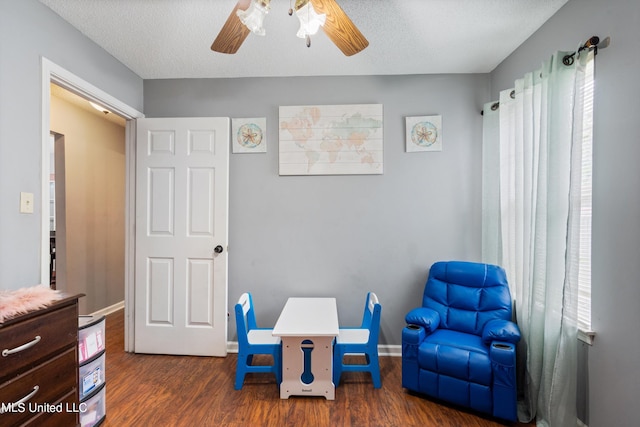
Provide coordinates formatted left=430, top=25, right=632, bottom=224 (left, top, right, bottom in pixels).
left=232, top=117, right=267, bottom=153
left=406, top=115, right=442, bottom=152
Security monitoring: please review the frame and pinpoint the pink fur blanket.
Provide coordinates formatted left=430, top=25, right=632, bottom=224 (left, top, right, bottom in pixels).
left=0, top=285, right=64, bottom=323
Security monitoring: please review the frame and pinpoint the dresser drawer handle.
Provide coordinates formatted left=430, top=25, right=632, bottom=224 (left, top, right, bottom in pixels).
left=0, top=386, right=39, bottom=414
left=2, top=335, right=42, bottom=357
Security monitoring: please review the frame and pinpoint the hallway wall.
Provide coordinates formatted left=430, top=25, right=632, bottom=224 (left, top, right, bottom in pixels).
left=50, top=92, right=126, bottom=314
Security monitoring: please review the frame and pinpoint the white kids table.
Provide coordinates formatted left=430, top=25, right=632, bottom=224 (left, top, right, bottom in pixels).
left=272, top=297, right=339, bottom=400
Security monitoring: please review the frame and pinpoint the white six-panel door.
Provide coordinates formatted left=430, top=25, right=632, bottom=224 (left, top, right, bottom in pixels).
left=134, top=117, right=229, bottom=356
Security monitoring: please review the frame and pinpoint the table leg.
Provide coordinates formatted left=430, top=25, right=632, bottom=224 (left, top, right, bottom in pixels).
left=280, top=336, right=335, bottom=400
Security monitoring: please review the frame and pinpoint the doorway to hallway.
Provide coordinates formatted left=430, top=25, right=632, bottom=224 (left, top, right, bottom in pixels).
left=50, top=83, right=126, bottom=315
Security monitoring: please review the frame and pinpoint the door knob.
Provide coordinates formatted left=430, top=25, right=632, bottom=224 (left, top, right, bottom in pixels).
left=214, top=245, right=224, bottom=254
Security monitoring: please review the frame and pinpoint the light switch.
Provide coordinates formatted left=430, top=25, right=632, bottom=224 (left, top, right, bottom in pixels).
left=20, top=192, right=34, bottom=214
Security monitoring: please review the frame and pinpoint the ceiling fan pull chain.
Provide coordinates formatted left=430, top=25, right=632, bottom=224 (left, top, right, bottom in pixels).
left=305, top=0, right=310, bottom=47
left=288, top=0, right=293, bottom=16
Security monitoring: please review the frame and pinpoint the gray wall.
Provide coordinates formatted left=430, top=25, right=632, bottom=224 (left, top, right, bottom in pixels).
left=0, top=0, right=143, bottom=290
left=491, top=0, right=640, bottom=425
left=144, top=74, right=490, bottom=346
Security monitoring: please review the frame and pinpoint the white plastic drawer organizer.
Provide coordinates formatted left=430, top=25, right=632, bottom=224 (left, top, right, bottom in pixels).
left=79, top=352, right=105, bottom=400
left=78, top=315, right=106, bottom=427
left=79, top=315, right=105, bottom=363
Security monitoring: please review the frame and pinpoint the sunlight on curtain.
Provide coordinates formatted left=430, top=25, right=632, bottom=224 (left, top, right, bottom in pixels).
left=481, top=50, right=594, bottom=426
left=577, top=61, right=594, bottom=332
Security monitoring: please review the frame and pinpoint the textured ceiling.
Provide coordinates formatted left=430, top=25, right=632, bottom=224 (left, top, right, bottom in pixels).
left=39, top=0, right=569, bottom=79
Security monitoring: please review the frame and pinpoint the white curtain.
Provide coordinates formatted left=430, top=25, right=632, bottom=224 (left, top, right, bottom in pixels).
left=482, top=50, right=594, bottom=426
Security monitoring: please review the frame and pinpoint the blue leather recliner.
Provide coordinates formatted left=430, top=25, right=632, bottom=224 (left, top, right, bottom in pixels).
left=402, top=261, right=521, bottom=421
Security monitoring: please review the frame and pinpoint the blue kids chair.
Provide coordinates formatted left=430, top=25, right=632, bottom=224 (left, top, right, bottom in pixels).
left=234, top=292, right=282, bottom=389
left=333, top=292, right=382, bottom=388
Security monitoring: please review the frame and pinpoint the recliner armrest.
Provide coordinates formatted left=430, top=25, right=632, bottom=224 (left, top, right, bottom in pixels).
left=482, top=319, right=521, bottom=345
left=405, top=307, right=440, bottom=333
left=402, top=324, right=426, bottom=345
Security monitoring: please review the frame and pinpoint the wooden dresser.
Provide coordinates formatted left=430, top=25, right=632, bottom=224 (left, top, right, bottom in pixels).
left=0, top=295, right=81, bottom=427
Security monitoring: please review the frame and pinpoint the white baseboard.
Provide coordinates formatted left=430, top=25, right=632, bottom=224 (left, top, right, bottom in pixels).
left=379, top=345, right=401, bottom=357
left=88, top=300, right=124, bottom=317
left=226, top=342, right=402, bottom=357
left=578, top=419, right=588, bottom=427
left=227, top=341, right=239, bottom=353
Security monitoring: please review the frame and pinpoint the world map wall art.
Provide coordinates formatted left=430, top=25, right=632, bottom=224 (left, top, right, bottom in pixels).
left=279, top=104, right=384, bottom=175
left=406, top=115, right=442, bottom=152
left=232, top=117, right=267, bottom=153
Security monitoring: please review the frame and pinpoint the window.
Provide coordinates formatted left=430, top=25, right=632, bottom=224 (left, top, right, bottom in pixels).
left=577, top=58, right=594, bottom=337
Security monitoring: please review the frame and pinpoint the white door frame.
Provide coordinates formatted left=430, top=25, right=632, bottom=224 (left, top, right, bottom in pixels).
left=41, top=57, right=144, bottom=351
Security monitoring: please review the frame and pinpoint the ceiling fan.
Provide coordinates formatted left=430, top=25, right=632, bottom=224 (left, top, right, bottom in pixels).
left=211, top=0, right=369, bottom=56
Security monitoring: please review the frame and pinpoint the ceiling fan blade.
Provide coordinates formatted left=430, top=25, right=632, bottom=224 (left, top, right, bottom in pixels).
left=310, top=0, right=369, bottom=56
left=211, top=0, right=252, bottom=54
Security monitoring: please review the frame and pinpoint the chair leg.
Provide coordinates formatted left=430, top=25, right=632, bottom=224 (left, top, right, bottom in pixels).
left=334, top=347, right=381, bottom=388
left=235, top=353, right=249, bottom=390
left=274, top=345, right=282, bottom=384
left=333, top=348, right=343, bottom=386
left=370, top=352, right=381, bottom=388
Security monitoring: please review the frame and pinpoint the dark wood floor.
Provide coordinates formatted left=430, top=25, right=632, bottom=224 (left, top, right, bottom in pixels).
left=102, top=310, right=532, bottom=427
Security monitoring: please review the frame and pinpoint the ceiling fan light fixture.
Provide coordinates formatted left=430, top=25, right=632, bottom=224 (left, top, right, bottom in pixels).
left=295, top=1, right=326, bottom=39
left=237, top=0, right=271, bottom=36
left=212, top=0, right=368, bottom=56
